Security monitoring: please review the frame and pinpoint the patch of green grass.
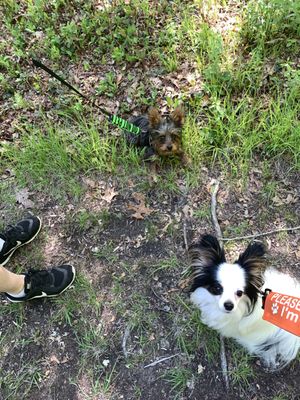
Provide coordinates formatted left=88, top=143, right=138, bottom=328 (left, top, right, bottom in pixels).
left=241, top=0, right=300, bottom=56
left=174, top=297, right=220, bottom=361
left=0, top=359, right=44, bottom=400
left=224, top=221, right=250, bottom=237
left=74, top=209, right=100, bottom=231
left=0, top=302, right=25, bottom=328
left=76, top=322, right=109, bottom=372
left=261, top=181, right=278, bottom=205
left=163, top=366, right=193, bottom=399
left=92, top=240, right=119, bottom=265
left=2, top=0, right=183, bottom=68
left=1, top=117, right=144, bottom=196
left=96, top=72, right=118, bottom=98
left=0, top=181, right=20, bottom=228
left=51, top=272, right=100, bottom=326
left=2, top=0, right=300, bottom=178
left=154, top=165, right=184, bottom=193
left=145, top=221, right=158, bottom=241
left=126, top=292, right=157, bottom=332
left=151, top=256, right=180, bottom=275
left=258, top=92, right=300, bottom=166
left=228, top=342, right=255, bottom=387
left=193, top=206, right=211, bottom=221
left=72, top=361, right=118, bottom=399
left=186, top=87, right=300, bottom=175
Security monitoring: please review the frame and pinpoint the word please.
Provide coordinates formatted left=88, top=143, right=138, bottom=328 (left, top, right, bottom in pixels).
left=270, top=293, right=300, bottom=311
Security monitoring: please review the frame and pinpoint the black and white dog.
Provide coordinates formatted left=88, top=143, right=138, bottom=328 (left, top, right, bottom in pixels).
left=189, top=235, right=300, bottom=369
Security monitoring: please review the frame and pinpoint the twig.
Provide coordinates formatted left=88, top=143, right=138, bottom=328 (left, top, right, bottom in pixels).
left=143, top=354, right=180, bottom=369
left=210, top=180, right=223, bottom=245
left=222, top=226, right=300, bottom=242
left=210, top=180, right=229, bottom=390
left=220, top=336, right=229, bottom=390
left=122, top=326, right=130, bottom=359
left=151, top=287, right=168, bottom=304
left=183, top=215, right=189, bottom=251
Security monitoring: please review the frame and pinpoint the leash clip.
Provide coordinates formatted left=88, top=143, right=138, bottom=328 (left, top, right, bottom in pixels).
left=262, top=288, right=272, bottom=309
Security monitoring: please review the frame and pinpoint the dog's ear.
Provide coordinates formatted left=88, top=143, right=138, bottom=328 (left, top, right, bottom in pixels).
left=236, top=241, right=267, bottom=288
left=189, top=234, right=226, bottom=269
left=171, top=106, right=185, bottom=127
left=237, top=242, right=266, bottom=268
left=148, top=107, right=162, bottom=128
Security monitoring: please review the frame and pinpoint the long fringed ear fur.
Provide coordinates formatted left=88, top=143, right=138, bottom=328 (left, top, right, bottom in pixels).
left=171, top=106, right=185, bottom=127
left=148, top=107, right=162, bottom=128
left=189, top=235, right=226, bottom=291
left=236, top=241, right=267, bottom=287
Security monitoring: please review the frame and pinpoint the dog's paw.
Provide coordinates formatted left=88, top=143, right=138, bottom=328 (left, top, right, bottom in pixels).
left=271, top=302, right=279, bottom=315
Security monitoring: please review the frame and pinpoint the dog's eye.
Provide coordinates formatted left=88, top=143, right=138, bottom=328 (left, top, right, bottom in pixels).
left=209, top=284, right=223, bottom=295
left=159, top=137, right=165, bottom=144
left=236, top=290, right=243, bottom=297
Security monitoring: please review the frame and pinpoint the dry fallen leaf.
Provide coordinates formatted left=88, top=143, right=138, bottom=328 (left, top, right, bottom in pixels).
left=182, top=204, right=193, bottom=218
left=102, top=187, right=118, bottom=203
left=82, top=177, right=98, bottom=189
left=149, top=333, right=155, bottom=341
left=15, top=188, right=34, bottom=208
left=50, top=355, right=60, bottom=364
left=128, top=192, right=153, bottom=219
left=272, top=194, right=298, bottom=206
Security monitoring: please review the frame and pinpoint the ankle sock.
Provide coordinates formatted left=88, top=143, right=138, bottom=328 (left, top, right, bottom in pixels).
left=0, top=238, right=5, bottom=252
left=7, top=287, right=25, bottom=298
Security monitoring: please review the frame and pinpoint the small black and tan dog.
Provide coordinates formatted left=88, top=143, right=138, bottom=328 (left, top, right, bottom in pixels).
left=126, top=106, right=189, bottom=164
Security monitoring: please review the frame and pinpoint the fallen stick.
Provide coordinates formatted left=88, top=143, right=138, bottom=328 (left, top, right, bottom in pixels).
left=210, top=180, right=229, bottom=390
left=122, top=326, right=131, bottom=359
left=222, top=226, right=300, bottom=241
left=183, top=217, right=189, bottom=251
left=211, top=180, right=223, bottom=244
left=143, top=354, right=180, bottom=369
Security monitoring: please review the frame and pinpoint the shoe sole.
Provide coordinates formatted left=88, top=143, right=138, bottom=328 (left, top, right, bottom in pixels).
left=7, top=266, right=76, bottom=303
left=0, top=217, right=42, bottom=266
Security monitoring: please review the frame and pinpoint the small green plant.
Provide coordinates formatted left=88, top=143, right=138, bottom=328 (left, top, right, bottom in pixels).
left=0, top=360, right=44, bottom=399
left=174, top=298, right=220, bottom=360
left=224, top=221, right=249, bottom=237
left=151, top=256, right=180, bottom=275
left=163, top=366, right=193, bottom=398
left=92, top=240, right=118, bottom=264
left=96, top=72, right=118, bottom=97
left=126, top=293, right=157, bottom=332
left=241, top=0, right=300, bottom=55
left=228, top=343, right=255, bottom=387
left=76, top=323, right=109, bottom=370
left=52, top=273, right=100, bottom=326
left=74, top=209, right=102, bottom=232
left=194, top=206, right=210, bottom=221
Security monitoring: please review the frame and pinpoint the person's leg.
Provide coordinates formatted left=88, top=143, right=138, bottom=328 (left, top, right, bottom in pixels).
left=0, top=265, right=24, bottom=294
left=1, top=264, right=76, bottom=302
left=0, top=215, right=76, bottom=302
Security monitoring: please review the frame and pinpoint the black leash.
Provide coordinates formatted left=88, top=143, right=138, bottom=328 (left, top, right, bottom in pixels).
left=32, top=59, right=140, bottom=134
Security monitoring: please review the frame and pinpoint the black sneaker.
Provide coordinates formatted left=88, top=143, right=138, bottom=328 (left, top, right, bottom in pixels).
left=5, top=265, right=76, bottom=302
left=0, top=216, right=42, bottom=266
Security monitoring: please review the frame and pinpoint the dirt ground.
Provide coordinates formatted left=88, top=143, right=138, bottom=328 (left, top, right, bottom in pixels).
left=1, top=164, right=299, bottom=400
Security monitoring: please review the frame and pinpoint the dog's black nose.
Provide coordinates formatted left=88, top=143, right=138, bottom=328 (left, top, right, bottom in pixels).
left=167, top=145, right=173, bottom=151
left=224, top=301, right=234, bottom=311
